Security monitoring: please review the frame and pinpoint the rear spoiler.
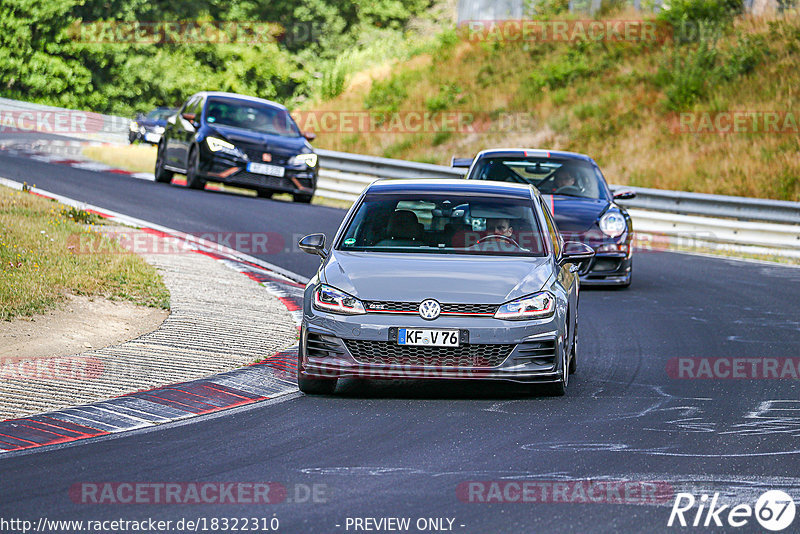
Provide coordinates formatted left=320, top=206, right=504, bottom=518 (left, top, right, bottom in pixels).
left=450, top=157, right=473, bottom=168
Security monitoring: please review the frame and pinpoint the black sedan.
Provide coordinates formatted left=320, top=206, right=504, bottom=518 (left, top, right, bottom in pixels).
left=128, top=107, right=176, bottom=145
left=156, top=92, right=318, bottom=202
left=457, top=149, right=636, bottom=287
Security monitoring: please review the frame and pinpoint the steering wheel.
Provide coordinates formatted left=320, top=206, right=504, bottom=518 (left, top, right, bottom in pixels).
left=476, top=234, right=522, bottom=248
left=554, top=185, right=582, bottom=196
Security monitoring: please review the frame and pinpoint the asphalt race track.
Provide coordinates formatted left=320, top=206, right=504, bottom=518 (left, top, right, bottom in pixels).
left=1, top=137, right=800, bottom=533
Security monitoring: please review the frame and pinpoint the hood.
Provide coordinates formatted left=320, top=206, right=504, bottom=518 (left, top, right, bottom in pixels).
left=140, top=118, right=167, bottom=128
left=209, top=124, right=309, bottom=156
left=542, top=195, right=610, bottom=233
left=322, top=251, right=553, bottom=304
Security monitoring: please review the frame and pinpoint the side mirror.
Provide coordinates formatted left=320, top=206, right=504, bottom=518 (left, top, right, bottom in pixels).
left=613, top=189, right=636, bottom=200
left=303, top=131, right=317, bottom=142
left=299, top=233, right=327, bottom=259
left=559, top=241, right=595, bottom=266
left=450, top=157, right=473, bottom=168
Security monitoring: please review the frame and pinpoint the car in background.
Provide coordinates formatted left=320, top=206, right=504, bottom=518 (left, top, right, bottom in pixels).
left=296, top=179, right=594, bottom=396
left=155, top=92, right=318, bottom=202
left=129, top=107, right=177, bottom=145
left=456, top=149, right=635, bottom=287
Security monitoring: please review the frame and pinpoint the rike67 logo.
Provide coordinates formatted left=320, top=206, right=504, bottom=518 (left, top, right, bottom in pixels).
left=668, top=490, right=796, bottom=531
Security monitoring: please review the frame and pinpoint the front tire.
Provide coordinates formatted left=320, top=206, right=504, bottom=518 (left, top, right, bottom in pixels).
left=257, top=190, right=273, bottom=199
left=185, top=146, right=206, bottom=190
left=293, top=193, right=313, bottom=204
left=297, top=358, right=337, bottom=394
left=545, top=345, right=569, bottom=396
left=569, top=315, right=577, bottom=375
left=298, top=373, right=337, bottom=395
left=154, top=142, right=174, bottom=183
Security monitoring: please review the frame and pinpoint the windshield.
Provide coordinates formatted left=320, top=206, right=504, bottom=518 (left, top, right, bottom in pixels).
left=204, top=98, right=301, bottom=137
left=145, top=109, right=175, bottom=120
left=469, top=157, right=608, bottom=199
left=338, top=193, right=545, bottom=256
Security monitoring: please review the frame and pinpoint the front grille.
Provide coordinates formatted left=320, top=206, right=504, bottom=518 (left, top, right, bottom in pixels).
left=363, top=301, right=497, bottom=316
left=344, top=340, right=514, bottom=368
left=514, top=338, right=557, bottom=368
left=592, top=258, right=620, bottom=272
left=443, top=303, right=497, bottom=315
left=230, top=172, right=290, bottom=189
left=236, top=143, right=289, bottom=165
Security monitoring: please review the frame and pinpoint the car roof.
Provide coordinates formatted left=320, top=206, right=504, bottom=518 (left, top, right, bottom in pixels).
left=475, top=148, right=597, bottom=164
left=194, top=91, right=288, bottom=111
left=367, top=178, right=538, bottom=199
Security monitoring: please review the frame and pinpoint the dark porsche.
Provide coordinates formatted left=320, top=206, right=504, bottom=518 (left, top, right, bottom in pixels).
left=458, top=149, right=635, bottom=287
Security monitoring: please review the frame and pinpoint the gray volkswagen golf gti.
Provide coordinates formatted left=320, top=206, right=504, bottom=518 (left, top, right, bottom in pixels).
left=297, top=179, right=594, bottom=396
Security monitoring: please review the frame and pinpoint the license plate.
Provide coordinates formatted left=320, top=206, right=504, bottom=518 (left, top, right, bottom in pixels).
left=398, top=328, right=459, bottom=347
left=247, top=162, right=285, bottom=177
left=144, top=132, right=161, bottom=143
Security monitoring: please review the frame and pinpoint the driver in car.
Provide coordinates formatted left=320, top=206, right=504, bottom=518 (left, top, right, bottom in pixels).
left=555, top=168, right=575, bottom=187
left=486, top=218, right=514, bottom=238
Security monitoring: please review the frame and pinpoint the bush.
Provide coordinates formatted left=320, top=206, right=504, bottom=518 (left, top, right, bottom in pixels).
left=658, top=0, right=742, bottom=26
left=425, top=83, right=465, bottom=112
left=320, top=58, right=348, bottom=100
left=659, top=0, right=742, bottom=44
left=528, top=46, right=605, bottom=92
left=657, top=38, right=718, bottom=110
left=364, top=75, right=408, bottom=112
left=655, top=30, right=766, bottom=110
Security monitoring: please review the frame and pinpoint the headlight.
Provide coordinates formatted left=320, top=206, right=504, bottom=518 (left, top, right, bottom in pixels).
left=494, top=292, right=555, bottom=320
left=289, top=153, right=318, bottom=167
left=129, top=121, right=138, bottom=131
left=206, top=136, right=236, bottom=152
left=313, top=285, right=365, bottom=315
left=599, top=211, right=626, bottom=238
left=154, top=126, right=165, bottom=134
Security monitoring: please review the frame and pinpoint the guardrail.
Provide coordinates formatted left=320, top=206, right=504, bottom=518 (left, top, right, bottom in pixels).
left=1, top=98, right=797, bottom=257
left=317, top=148, right=800, bottom=222
left=316, top=148, right=800, bottom=257
left=0, top=97, right=129, bottom=145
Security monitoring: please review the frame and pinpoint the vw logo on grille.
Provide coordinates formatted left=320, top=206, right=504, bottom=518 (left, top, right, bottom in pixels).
left=419, top=299, right=441, bottom=320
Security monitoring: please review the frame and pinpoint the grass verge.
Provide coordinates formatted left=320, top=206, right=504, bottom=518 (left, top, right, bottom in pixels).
left=82, top=143, right=157, bottom=174
left=0, top=186, right=170, bottom=320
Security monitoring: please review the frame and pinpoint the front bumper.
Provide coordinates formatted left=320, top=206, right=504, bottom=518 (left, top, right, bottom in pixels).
left=200, top=152, right=316, bottom=195
left=300, top=311, right=566, bottom=384
left=579, top=252, right=632, bottom=286
left=130, top=128, right=162, bottom=145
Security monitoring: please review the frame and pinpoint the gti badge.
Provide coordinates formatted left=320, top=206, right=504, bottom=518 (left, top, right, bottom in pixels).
left=419, top=299, right=441, bottom=320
